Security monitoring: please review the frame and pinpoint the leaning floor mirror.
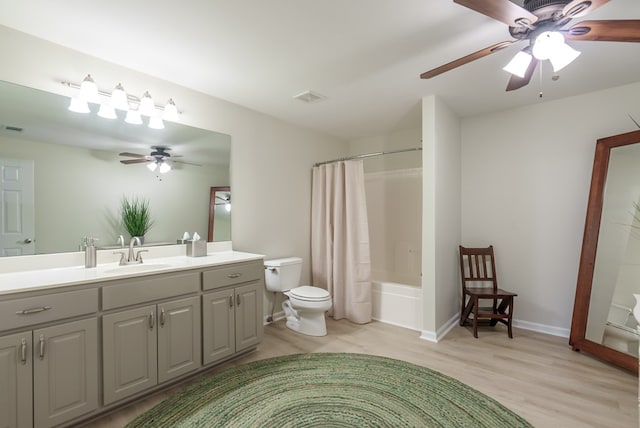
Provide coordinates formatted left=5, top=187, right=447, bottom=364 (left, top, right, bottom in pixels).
left=570, top=129, right=640, bottom=373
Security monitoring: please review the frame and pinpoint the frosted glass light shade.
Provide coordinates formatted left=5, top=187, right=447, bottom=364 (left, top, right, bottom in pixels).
left=68, top=97, right=90, bottom=113
left=548, top=43, right=581, bottom=72
left=97, top=103, right=117, bottom=119
left=139, top=91, right=155, bottom=116
left=147, top=162, right=158, bottom=172
left=110, top=83, right=129, bottom=111
left=148, top=116, right=165, bottom=129
left=79, top=74, right=101, bottom=104
left=125, top=110, right=143, bottom=125
left=503, top=51, right=532, bottom=78
left=159, top=161, right=171, bottom=173
left=162, top=98, right=179, bottom=121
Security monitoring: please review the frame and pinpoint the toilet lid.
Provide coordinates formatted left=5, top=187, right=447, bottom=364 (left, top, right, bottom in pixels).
left=289, top=286, right=330, bottom=301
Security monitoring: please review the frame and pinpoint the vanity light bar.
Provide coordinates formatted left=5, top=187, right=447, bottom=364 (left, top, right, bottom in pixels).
left=62, top=77, right=180, bottom=125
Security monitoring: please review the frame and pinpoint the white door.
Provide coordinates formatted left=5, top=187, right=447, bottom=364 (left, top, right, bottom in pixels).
left=0, top=158, right=35, bottom=256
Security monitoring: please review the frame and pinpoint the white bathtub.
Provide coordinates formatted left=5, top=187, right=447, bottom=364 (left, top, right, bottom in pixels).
left=371, top=280, right=422, bottom=331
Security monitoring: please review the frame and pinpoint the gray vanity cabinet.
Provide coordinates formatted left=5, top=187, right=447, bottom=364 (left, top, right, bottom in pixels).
left=102, top=295, right=201, bottom=405
left=202, top=261, right=264, bottom=366
left=0, top=318, right=98, bottom=428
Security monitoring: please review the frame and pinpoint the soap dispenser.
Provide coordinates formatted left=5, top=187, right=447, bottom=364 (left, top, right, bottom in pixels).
left=84, top=237, right=98, bottom=268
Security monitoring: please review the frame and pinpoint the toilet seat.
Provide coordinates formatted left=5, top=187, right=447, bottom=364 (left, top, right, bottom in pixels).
left=287, top=286, right=330, bottom=302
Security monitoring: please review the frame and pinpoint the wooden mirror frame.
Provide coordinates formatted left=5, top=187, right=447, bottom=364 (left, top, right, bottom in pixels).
left=570, top=129, right=640, bottom=373
left=208, top=186, right=231, bottom=242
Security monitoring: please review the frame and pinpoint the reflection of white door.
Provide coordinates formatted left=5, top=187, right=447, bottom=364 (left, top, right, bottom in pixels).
left=0, top=158, right=35, bottom=256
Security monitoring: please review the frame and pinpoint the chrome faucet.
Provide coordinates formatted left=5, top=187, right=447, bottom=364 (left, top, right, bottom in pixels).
left=114, top=237, right=147, bottom=265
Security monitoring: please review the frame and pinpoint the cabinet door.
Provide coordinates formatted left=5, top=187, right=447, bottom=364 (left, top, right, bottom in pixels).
left=202, top=289, right=235, bottom=365
left=235, top=281, right=264, bottom=352
left=158, top=296, right=201, bottom=383
left=103, top=305, right=157, bottom=405
left=0, top=332, right=32, bottom=428
left=33, top=318, right=98, bottom=428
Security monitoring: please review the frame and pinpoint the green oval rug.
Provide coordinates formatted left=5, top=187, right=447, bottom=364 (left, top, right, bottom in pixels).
left=127, top=353, right=532, bottom=427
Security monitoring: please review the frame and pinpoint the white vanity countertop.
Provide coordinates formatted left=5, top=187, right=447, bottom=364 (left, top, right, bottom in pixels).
left=0, top=251, right=264, bottom=295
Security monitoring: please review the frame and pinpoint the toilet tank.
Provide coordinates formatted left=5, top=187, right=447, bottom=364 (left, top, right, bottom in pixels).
left=264, top=257, right=302, bottom=292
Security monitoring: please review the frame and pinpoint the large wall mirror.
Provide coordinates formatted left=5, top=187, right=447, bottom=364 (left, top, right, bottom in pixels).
left=0, top=80, right=231, bottom=257
left=570, top=129, right=640, bottom=373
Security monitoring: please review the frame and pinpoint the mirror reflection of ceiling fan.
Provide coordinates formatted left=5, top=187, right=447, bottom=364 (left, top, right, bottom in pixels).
left=215, top=192, right=232, bottom=212
left=118, top=145, right=201, bottom=173
left=420, top=0, right=640, bottom=91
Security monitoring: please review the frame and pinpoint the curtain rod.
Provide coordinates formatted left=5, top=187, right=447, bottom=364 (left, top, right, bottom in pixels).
left=314, top=147, right=422, bottom=167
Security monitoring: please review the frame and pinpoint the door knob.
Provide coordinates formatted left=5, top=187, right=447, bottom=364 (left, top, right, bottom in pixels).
left=23, top=238, right=34, bottom=244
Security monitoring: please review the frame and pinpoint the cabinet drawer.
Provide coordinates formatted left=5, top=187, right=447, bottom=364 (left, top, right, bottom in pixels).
left=102, top=272, right=199, bottom=311
left=202, top=261, right=264, bottom=291
left=0, top=288, right=98, bottom=332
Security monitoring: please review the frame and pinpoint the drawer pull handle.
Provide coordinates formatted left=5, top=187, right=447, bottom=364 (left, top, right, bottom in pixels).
left=229, top=296, right=234, bottom=308
left=20, top=338, right=27, bottom=364
left=160, top=308, right=166, bottom=327
left=227, top=273, right=242, bottom=279
left=149, top=312, right=155, bottom=330
left=16, top=306, right=52, bottom=315
left=39, top=335, right=45, bottom=360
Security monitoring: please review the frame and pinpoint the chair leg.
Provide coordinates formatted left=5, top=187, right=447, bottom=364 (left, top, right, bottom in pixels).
left=507, top=297, right=514, bottom=338
left=472, top=296, right=479, bottom=338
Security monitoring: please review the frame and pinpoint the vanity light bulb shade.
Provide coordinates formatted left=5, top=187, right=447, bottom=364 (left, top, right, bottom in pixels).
left=147, top=162, right=158, bottom=172
left=139, top=91, right=155, bottom=116
left=79, top=75, right=101, bottom=104
left=110, top=83, right=129, bottom=111
left=97, top=103, right=117, bottom=119
left=148, top=116, right=165, bottom=129
left=68, top=97, right=90, bottom=113
left=159, top=161, right=171, bottom=173
left=125, top=110, right=143, bottom=125
left=163, top=98, right=179, bottom=121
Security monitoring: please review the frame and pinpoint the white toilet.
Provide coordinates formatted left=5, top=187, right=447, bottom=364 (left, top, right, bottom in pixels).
left=264, top=257, right=332, bottom=336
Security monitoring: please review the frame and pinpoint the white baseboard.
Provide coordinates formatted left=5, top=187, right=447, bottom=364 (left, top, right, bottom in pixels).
left=419, top=315, right=570, bottom=341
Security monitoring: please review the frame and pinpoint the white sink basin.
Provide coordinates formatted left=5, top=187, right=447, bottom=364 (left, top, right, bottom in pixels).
left=103, top=263, right=173, bottom=275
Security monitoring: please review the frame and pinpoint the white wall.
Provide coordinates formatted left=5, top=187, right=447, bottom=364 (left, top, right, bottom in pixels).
left=0, top=26, right=347, bottom=316
left=460, top=81, right=640, bottom=335
left=421, top=96, right=462, bottom=339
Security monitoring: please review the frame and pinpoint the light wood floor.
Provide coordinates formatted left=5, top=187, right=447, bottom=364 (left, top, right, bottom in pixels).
left=86, top=319, right=638, bottom=428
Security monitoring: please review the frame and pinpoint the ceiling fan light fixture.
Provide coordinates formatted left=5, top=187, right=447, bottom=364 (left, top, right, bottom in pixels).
left=147, top=161, right=158, bottom=172
left=503, top=51, right=533, bottom=78
left=110, top=83, right=129, bottom=111
left=548, top=43, right=581, bottom=72
left=159, top=161, right=171, bottom=173
left=97, top=103, right=117, bottom=119
left=139, top=91, right=155, bottom=116
left=125, top=109, right=143, bottom=125
left=79, top=74, right=100, bottom=104
left=68, top=97, right=90, bottom=113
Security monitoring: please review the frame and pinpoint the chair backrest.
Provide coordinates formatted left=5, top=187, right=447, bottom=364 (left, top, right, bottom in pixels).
left=459, top=245, right=498, bottom=292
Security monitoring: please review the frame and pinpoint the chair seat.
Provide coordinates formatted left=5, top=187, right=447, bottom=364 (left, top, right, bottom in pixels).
left=465, top=287, right=517, bottom=298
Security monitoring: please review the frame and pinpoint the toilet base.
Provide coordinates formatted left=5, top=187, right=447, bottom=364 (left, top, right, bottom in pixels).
left=282, top=300, right=328, bottom=336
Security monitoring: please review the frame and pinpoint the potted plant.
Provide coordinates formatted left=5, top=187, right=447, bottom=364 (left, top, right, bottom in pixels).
left=120, top=196, right=154, bottom=243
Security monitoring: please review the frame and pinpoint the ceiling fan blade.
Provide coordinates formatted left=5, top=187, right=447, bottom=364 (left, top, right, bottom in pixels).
left=120, top=158, right=151, bottom=165
left=118, top=152, right=147, bottom=158
left=506, top=57, right=538, bottom=92
left=421, top=40, right=515, bottom=79
left=172, top=159, right=202, bottom=167
left=562, top=0, right=609, bottom=19
left=454, top=0, right=538, bottom=27
left=565, top=20, right=640, bottom=42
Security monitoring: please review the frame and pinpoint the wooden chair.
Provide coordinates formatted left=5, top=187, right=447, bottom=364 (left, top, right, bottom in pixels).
left=458, top=245, right=517, bottom=338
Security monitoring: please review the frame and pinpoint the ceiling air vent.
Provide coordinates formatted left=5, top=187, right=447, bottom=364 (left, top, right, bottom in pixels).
left=293, top=90, right=326, bottom=104
left=2, top=125, right=24, bottom=132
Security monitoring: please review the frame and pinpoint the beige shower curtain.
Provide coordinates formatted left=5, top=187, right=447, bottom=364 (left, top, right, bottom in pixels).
left=311, top=160, right=372, bottom=324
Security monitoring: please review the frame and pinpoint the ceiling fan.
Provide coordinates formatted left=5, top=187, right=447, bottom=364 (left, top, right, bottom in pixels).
left=119, top=145, right=200, bottom=173
left=420, top=0, right=640, bottom=91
